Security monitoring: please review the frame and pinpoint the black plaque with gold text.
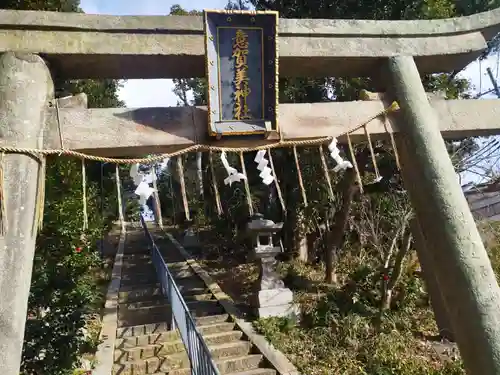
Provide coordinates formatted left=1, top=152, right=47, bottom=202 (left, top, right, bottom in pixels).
left=204, top=10, right=279, bottom=138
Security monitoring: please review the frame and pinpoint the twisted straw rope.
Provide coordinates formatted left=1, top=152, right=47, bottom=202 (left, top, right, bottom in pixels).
left=0, top=102, right=399, bottom=165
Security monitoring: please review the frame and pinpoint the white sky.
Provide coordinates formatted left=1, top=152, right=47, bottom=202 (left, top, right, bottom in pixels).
left=80, top=0, right=500, bottom=185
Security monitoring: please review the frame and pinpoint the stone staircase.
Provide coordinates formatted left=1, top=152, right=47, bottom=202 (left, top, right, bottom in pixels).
left=112, top=229, right=277, bottom=375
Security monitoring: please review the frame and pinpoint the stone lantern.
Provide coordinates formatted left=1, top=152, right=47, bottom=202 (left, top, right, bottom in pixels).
left=247, top=214, right=299, bottom=319
left=182, top=209, right=199, bottom=249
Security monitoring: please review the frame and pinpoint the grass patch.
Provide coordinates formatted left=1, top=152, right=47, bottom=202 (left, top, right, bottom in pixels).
left=252, top=257, right=465, bottom=375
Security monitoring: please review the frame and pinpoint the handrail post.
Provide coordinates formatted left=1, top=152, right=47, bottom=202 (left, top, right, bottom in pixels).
left=171, top=313, right=176, bottom=331
left=186, top=313, right=193, bottom=371
left=170, top=279, right=176, bottom=332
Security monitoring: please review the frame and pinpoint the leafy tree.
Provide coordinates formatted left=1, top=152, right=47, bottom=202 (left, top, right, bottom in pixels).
left=225, top=0, right=251, bottom=9
left=0, top=0, right=79, bottom=11
left=170, top=5, right=207, bottom=107
left=57, top=79, right=124, bottom=108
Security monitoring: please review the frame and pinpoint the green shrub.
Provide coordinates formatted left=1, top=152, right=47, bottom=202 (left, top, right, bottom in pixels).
left=21, top=158, right=113, bottom=375
left=253, top=262, right=464, bottom=375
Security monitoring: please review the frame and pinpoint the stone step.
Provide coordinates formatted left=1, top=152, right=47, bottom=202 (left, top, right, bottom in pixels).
left=163, top=261, right=191, bottom=269
left=148, top=369, right=276, bottom=375
left=224, top=369, right=276, bottom=375
left=121, top=299, right=172, bottom=310
left=117, top=301, right=222, bottom=321
left=113, top=347, right=260, bottom=375
left=122, top=259, right=189, bottom=269
left=127, top=241, right=185, bottom=263
left=118, top=287, right=164, bottom=304
left=119, top=292, right=213, bottom=306
left=120, top=273, right=159, bottom=287
left=120, top=268, right=199, bottom=287
left=120, top=263, right=157, bottom=273
left=122, top=261, right=193, bottom=275
left=118, top=286, right=210, bottom=303
left=119, top=299, right=221, bottom=314
left=116, top=329, right=243, bottom=350
left=176, top=293, right=215, bottom=302
left=119, top=289, right=213, bottom=304
left=169, top=355, right=264, bottom=375
left=117, top=305, right=227, bottom=328
left=154, top=249, right=187, bottom=264
left=114, top=334, right=248, bottom=362
left=156, top=250, right=186, bottom=263
left=174, top=276, right=209, bottom=291
left=122, top=254, right=153, bottom=261
left=122, top=247, right=151, bottom=255
left=119, top=278, right=208, bottom=298
left=168, top=268, right=196, bottom=280
left=123, top=238, right=150, bottom=246
left=159, top=254, right=187, bottom=264
left=116, top=318, right=233, bottom=339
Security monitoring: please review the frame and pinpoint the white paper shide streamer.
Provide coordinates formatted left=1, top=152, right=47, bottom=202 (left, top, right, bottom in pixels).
left=328, top=138, right=353, bottom=172
left=221, top=151, right=247, bottom=186
left=129, top=158, right=169, bottom=205
left=254, top=150, right=275, bottom=185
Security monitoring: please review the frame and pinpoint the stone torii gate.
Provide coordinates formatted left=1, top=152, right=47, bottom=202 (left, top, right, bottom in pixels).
left=1, top=7, right=500, bottom=375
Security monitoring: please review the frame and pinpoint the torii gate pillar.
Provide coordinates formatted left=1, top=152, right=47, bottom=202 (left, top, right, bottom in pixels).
left=386, top=55, right=500, bottom=375
left=0, top=52, right=53, bottom=375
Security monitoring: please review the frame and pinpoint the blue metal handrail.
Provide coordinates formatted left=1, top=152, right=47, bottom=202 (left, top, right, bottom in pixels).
left=139, top=215, right=220, bottom=375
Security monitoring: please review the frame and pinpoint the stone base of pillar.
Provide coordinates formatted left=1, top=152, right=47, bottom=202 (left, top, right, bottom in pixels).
left=252, top=288, right=300, bottom=320
left=182, top=229, right=199, bottom=248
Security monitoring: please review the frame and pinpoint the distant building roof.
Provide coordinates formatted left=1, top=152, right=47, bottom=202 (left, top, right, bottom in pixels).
left=463, top=179, right=500, bottom=195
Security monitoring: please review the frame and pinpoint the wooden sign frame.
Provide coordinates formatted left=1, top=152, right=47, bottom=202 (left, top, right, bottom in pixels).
left=203, top=9, right=279, bottom=138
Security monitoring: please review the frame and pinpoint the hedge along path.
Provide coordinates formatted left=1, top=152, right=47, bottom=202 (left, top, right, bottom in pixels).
left=0, top=101, right=400, bottom=233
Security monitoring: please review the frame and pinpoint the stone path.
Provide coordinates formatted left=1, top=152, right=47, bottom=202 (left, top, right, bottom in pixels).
left=111, top=228, right=277, bottom=375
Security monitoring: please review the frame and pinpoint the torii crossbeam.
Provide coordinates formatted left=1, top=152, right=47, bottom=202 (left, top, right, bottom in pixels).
left=0, top=98, right=496, bottom=157
left=0, top=8, right=500, bottom=375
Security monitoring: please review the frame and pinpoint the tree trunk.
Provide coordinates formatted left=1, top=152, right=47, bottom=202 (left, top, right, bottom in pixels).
left=297, top=234, right=308, bottom=263
left=115, top=165, right=125, bottom=233
left=325, top=168, right=357, bottom=283
left=196, top=152, right=203, bottom=199
left=293, top=208, right=308, bottom=262
left=151, top=166, right=163, bottom=229
left=381, top=228, right=412, bottom=312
